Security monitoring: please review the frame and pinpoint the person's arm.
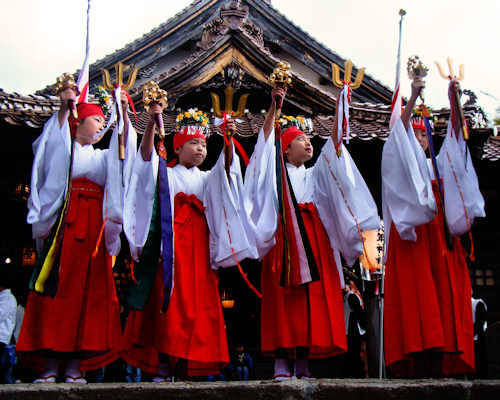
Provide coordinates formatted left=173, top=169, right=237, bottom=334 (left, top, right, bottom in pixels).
left=401, top=77, right=424, bottom=132
left=224, top=119, right=236, bottom=179
left=263, top=87, right=287, bottom=141
left=57, top=87, right=77, bottom=128
left=140, top=103, right=163, bottom=161
left=121, top=92, right=130, bottom=145
left=331, top=90, right=341, bottom=144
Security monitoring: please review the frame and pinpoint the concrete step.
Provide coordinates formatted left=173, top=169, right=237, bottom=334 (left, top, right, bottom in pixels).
left=1, top=379, right=500, bottom=400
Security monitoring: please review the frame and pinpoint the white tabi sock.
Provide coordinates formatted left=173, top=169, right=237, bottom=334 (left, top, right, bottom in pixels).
left=64, top=359, right=82, bottom=378
left=294, top=358, right=312, bottom=378
left=273, top=358, right=292, bottom=379
left=41, top=358, right=58, bottom=378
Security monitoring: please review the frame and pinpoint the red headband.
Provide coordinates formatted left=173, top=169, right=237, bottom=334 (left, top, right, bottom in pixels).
left=411, top=117, right=426, bottom=132
left=173, top=126, right=206, bottom=150
left=281, top=126, right=305, bottom=153
left=69, top=103, right=105, bottom=137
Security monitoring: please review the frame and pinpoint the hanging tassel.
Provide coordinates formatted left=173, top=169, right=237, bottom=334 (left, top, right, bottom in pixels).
left=221, top=195, right=262, bottom=298
left=129, top=259, right=137, bottom=284
left=445, top=150, right=475, bottom=261
left=92, top=218, right=107, bottom=259
left=321, top=152, right=377, bottom=272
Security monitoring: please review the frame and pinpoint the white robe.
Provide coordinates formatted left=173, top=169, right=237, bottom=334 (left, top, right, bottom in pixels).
left=382, top=117, right=485, bottom=255
left=27, top=113, right=137, bottom=256
left=124, top=146, right=257, bottom=268
left=437, top=123, right=485, bottom=236
left=381, top=118, right=436, bottom=256
left=243, top=128, right=380, bottom=283
left=0, top=289, right=17, bottom=346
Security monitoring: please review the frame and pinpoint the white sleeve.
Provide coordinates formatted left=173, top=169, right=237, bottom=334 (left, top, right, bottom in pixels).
left=381, top=118, right=436, bottom=249
left=437, top=123, right=485, bottom=236
left=124, top=146, right=159, bottom=261
left=204, top=149, right=258, bottom=269
left=27, top=114, right=71, bottom=239
left=0, top=295, right=17, bottom=345
left=242, top=127, right=278, bottom=259
left=313, top=137, right=380, bottom=266
left=104, top=120, right=138, bottom=256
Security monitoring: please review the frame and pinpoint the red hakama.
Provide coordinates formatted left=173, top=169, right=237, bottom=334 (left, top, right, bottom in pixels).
left=261, top=202, right=347, bottom=358
left=384, top=183, right=474, bottom=376
left=123, top=192, right=229, bottom=377
left=17, top=178, right=122, bottom=371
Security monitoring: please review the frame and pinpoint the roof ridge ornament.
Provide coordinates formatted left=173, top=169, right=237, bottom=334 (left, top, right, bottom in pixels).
left=197, top=1, right=266, bottom=52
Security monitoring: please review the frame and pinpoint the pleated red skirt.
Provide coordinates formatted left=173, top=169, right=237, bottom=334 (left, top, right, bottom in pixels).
left=261, top=202, right=347, bottom=359
left=17, top=178, right=122, bottom=371
left=123, top=192, right=229, bottom=377
left=384, top=183, right=474, bottom=376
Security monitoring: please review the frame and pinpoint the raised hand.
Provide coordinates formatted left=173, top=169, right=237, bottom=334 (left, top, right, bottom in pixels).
left=120, top=92, right=129, bottom=117
left=58, top=87, right=78, bottom=127
left=263, top=87, right=287, bottom=140
left=147, top=102, right=163, bottom=116
left=271, top=86, right=287, bottom=109
left=59, top=87, right=77, bottom=103
left=410, top=76, right=425, bottom=99
left=226, top=119, right=237, bottom=136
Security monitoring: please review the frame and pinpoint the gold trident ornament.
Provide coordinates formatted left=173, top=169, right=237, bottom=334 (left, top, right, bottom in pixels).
left=211, top=86, right=248, bottom=119
left=435, top=57, right=468, bottom=139
left=101, top=62, right=139, bottom=160
left=331, top=60, right=364, bottom=90
left=101, top=61, right=139, bottom=92
left=269, top=61, right=293, bottom=115
left=143, top=81, right=168, bottom=139
left=435, top=57, right=465, bottom=82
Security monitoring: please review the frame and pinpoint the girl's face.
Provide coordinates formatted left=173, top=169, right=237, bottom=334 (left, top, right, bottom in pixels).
left=285, top=134, right=313, bottom=166
left=175, top=138, right=207, bottom=168
left=75, top=115, right=105, bottom=145
left=414, top=128, right=429, bottom=152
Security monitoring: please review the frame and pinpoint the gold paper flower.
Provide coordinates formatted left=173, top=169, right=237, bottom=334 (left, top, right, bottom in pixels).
left=55, top=73, right=77, bottom=94
left=142, top=81, right=168, bottom=112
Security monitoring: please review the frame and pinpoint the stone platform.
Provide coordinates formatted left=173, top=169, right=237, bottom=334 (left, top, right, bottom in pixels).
left=1, top=379, right=500, bottom=400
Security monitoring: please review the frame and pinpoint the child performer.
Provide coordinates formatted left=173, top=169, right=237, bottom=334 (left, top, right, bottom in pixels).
left=244, top=88, right=380, bottom=380
left=123, top=100, right=255, bottom=381
left=382, top=77, right=484, bottom=377
left=17, top=75, right=137, bottom=383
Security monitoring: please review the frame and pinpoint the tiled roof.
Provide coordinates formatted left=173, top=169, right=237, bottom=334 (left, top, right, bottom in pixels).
left=1, top=88, right=497, bottom=160
left=0, top=89, right=60, bottom=128
left=482, top=135, right=500, bottom=161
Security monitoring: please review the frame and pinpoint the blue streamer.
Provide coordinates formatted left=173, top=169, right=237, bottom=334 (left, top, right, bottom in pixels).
left=158, top=157, right=174, bottom=312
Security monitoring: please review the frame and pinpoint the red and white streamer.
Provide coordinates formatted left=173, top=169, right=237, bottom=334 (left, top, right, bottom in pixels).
left=335, top=83, right=351, bottom=152
left=76, top=0, right=92, bottom=104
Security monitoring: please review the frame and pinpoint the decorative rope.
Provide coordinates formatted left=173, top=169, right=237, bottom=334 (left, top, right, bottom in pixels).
left=221, top=198, right=262, bottom=298
left=322, top=153, right=377, bottom=271
left=445, top=150, right=475, bottom=261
